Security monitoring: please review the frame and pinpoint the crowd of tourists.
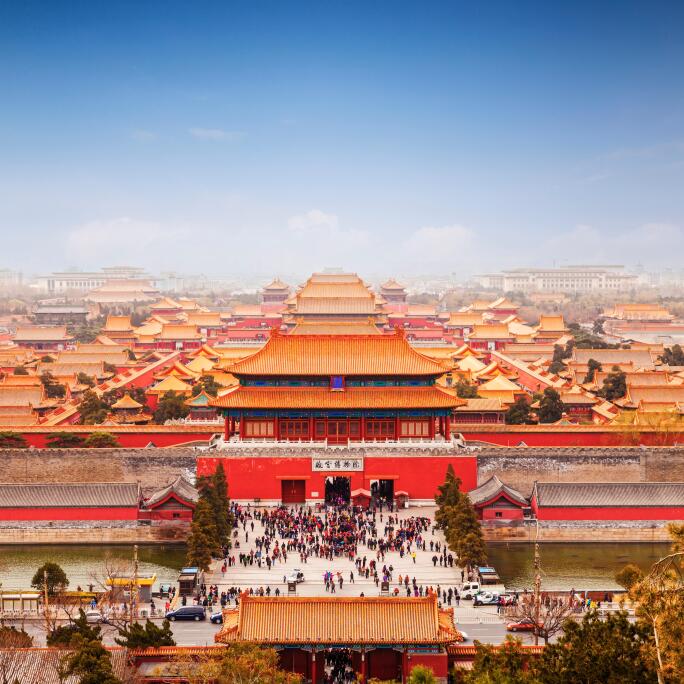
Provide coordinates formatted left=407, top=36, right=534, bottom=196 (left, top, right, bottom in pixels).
left=201, top=502, right=479, bottom=605
left=226, top=501, right=433, bottom=567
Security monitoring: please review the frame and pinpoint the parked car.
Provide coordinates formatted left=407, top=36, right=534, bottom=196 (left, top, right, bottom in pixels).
left=473, top=592, right=500, bottom=606
left=84, top=609, right=107, bottom=624
left=166, top=605, right=206, bottom=622
left=460, top=582, right=480, bottom=600
left=507, top=618, right=541, bottom=632
left=210, top=611, right=223, bottom=624
left=287, top=569, right=305, bottom=584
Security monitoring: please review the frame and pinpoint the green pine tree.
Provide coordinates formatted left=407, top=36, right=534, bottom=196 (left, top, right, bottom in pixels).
left=434, top=464, right=463, bottom=530
left=186, top=497, right=220, bottom=571
left=78, top=389, right=109, bottom=425
left=464, top=636, right=536, bottom=684
left=446, top=496, right=487, bottom=571
left=506, top=397, right=533, bottom=424
left=537, top=388, right=564, bottom=424
left=210, top=461, right=233, bottom=548
left=0, top=432, right=29, bottom=448
left=455, top=379, right=479, bottom=399
left=583, top=358, right=603, bottom=384
left=115, top=618, right=175, bottom=648
left=599, top=366, right=627, bottom=401
left=154, top=391, right=190, bottom=423
left=61, top=634, right=122, bottom=684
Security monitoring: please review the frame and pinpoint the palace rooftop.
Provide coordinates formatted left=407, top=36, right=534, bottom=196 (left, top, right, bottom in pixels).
left=226, top=330, right=447, bottom=377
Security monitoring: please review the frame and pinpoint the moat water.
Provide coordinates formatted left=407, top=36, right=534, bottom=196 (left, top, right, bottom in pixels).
left=0, top=544, right=186, bottom=591
left=0, top=542, right=671, bottom=592
left=487, top=541, right=670, bottom=590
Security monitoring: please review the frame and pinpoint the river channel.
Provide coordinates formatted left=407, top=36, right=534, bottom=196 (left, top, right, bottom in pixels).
left=0, top=542, right=672, bottom=592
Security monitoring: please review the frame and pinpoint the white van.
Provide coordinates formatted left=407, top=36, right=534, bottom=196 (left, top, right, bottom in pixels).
left=460, top=582, right=480, bottom=599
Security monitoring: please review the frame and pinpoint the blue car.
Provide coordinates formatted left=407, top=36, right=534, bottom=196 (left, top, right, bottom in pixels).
left=210, top=611, right=223, bottom=624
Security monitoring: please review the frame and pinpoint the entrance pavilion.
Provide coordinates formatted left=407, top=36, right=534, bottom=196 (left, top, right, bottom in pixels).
left=215, top=594, right=462, bottom=683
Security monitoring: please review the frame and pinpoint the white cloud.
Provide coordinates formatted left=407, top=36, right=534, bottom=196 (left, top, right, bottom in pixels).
left=403, top=224, right=476, bottom=254
left=287, top=209, right=339, bottom=234
left=188, top=128, right=245, bottom=141
left=65, top=217, right=190, bottom=266
left=390, top=224, right=479, bottom=273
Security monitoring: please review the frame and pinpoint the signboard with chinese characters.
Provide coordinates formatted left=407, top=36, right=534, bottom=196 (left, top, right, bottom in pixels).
left=312, top=457, right=363, bottom=472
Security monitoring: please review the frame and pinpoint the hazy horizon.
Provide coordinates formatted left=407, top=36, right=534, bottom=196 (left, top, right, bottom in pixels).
left=2, top=1, right=683, bottom=276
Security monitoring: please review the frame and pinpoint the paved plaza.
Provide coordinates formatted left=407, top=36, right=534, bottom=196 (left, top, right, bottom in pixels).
left=205, top=504, right=497, bottom=609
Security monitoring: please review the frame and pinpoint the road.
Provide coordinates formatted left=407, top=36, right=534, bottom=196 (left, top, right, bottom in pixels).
left=9, top=610, right=527, bottom=647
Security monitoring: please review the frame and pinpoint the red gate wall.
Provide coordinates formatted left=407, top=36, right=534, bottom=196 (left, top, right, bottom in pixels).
left=197, top=454, right=478, bottom=500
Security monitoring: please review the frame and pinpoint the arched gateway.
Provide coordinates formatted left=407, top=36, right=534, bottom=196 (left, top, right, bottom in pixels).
left=215, top=594, right=462, bottom=683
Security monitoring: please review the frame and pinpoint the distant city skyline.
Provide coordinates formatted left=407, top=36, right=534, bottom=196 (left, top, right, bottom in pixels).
left=1, top=1, right=683, bottom=275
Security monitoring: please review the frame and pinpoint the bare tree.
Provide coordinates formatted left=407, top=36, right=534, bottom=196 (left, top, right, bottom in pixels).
left=88, top=553, right=137, bottom=630
left=631, top=547, right=684, bottom=684
left=507, top=593, right=578, bottom=644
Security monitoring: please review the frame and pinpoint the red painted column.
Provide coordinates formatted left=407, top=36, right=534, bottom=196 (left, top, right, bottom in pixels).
left=311, top=650, right=317, bottom=684
left=309, top=416, right=314, bottom=440
left=402, top=648, right=408, bottom=683
left=395, top=416, right=400, bottom=440
left=360, top=650, right=366, bottom=683
left=361, top=416, right=366, bottom=440
left=239, top=414, right=245, bottom=440
left=223, top=416, right=229, bottom=441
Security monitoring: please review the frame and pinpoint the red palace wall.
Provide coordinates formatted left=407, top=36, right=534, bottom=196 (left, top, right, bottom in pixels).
left=197, top=454, right=478, bottom=501
left=456, top=427, right=684, bottom=447
left=16, top=428, right=219, bottom=449
left=533, top=503, right=684, bottom=521
left=407, top=653, right=449, bottom=678
left=0, top=507, right=139, bottom=521
left=482, top=508, right=524, bottom=520
left=10, top=424, right=684, bottom=450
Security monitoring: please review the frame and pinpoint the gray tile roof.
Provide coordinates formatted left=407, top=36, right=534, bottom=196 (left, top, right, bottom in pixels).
left=468, top=476, right=528, bottom=506
left=0, top=648, right=129, bottom=683
left=0, top=482, right=140, bottom=508
left=533, top=481, right=684, bottom=507
left=144, top=474, right=198, bottom=508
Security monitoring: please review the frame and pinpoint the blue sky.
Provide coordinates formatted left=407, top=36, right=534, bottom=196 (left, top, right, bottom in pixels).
left=1, top=1, right=683, bottom=277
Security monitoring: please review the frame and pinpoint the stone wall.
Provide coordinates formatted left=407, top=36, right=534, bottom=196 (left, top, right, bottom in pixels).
left=0, top=525, right=187, bottom=544
left=475, top=447, right=684, bottom=497
left=482, top=520, right=675, bottom=542
left=0, top=447, right=198, bottom=493
left=1, top=445, right=683, bottom=500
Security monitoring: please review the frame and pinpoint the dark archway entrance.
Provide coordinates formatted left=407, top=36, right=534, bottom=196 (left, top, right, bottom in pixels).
left=325, top=476, right=351, bottom=505
left=323, top=648, right=356, bottom=682
left=370, top=479, right=394, bottom=504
